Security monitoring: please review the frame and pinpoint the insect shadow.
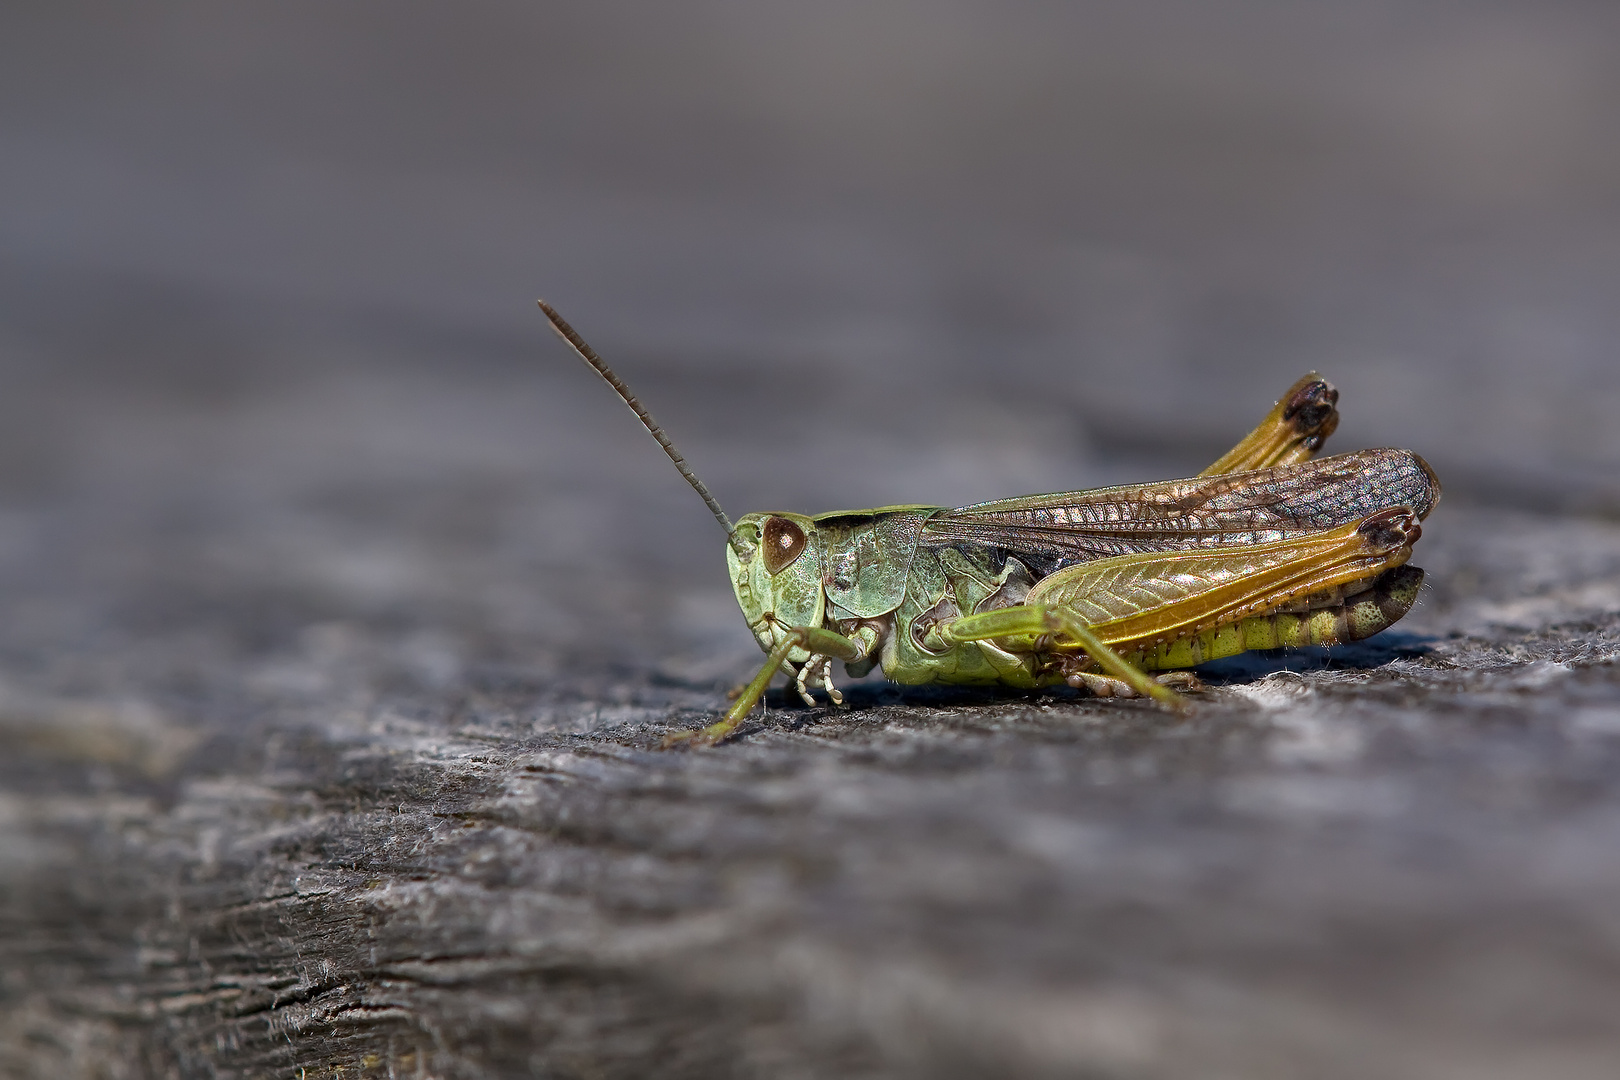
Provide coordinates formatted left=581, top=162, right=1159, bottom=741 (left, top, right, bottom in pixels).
left=752, top=630, right=1438, bottom=714
left=1183, top=631, right=1436, bottom=686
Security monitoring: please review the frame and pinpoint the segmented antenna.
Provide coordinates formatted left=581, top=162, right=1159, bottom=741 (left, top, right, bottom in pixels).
left=539, top=300, right=743, bottom=552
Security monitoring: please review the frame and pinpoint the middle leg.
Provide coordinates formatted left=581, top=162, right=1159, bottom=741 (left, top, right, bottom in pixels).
left=939, top=604, right=1185, bottom=709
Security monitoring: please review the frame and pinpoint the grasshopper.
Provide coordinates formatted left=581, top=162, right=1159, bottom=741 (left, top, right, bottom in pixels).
left=541, top=301, right=1440, bottom=747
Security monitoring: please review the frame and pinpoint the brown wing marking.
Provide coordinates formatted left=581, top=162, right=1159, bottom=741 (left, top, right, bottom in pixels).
left=920, top=449, right=1439, bottom=563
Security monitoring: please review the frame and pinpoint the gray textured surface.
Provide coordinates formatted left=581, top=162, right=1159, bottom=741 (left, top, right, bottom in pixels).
left=4, top=4, right=1620, bottom=1078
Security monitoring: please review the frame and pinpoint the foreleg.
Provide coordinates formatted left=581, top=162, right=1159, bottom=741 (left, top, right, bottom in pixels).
left=665, top=625, right=866, bottom=748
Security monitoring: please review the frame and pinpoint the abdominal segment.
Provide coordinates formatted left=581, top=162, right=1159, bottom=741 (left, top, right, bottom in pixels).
left=1123, top=564, right=1424, bottom=671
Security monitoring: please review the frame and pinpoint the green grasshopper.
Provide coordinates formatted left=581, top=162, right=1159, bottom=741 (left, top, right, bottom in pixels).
left=541, top=301, right=1440, bottom=747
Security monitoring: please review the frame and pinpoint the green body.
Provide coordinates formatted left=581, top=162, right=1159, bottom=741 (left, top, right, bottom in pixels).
left=729, top=506, right=1049, bottom=689
left=724, top=444, right=1435, bottom=700
left=536, top=297, right=1441, bottom=749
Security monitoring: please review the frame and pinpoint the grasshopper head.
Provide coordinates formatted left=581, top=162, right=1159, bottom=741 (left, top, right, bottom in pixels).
left=728, top=512, right=825, bottom=660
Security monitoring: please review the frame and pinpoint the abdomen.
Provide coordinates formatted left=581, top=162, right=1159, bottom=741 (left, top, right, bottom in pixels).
left=1127, top=565, right=1424, bottom=671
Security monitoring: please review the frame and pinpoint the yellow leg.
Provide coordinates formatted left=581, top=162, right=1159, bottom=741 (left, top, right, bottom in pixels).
left=664, top=625, right=864, bottom=748
left=1200, top=373, right=1339, bottom=476
left=940, top=605, right=1186, bottom=711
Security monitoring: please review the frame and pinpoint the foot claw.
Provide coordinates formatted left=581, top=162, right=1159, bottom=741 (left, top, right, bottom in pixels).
left=796, top=654, right=835, bottom=707
left=660, top=729, right=702, bottom=750
left=820, top=658, right=844, bottom=706
left=661, top=722, right=731, bottom=750
left=1155, top=671, right=1207, bottom=693
left=1066, top=672, right=1137, bottom=698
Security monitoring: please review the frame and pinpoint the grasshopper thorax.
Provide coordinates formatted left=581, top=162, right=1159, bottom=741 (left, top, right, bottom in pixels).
left=728, top=512, right=826, bottom=660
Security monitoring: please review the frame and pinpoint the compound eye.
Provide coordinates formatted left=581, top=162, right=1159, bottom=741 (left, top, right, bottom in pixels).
left=761, top=516, right=807, bottom=575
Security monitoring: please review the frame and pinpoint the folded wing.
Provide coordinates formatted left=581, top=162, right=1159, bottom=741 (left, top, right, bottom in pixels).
left=919, top=448, right=1439, bottom=565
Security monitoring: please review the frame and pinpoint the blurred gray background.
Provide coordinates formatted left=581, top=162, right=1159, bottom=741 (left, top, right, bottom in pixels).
left=6, top=2, right=1620, bottom=560
left=4, top=4, right=1620, bottom=1078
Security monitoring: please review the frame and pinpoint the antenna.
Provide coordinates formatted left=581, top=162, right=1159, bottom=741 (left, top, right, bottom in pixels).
left=539, top=300, right=744, bottom=552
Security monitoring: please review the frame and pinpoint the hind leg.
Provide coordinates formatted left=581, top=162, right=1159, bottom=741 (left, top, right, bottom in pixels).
left=1200, top=374, right=1339, bottom=476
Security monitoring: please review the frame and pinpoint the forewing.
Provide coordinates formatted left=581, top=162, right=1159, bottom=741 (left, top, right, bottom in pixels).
left=920, top=448, right=1438, bottom=564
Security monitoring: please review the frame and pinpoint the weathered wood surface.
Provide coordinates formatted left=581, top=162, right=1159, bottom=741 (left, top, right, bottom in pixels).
left=5, top=416, right=1620, bottom=1080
